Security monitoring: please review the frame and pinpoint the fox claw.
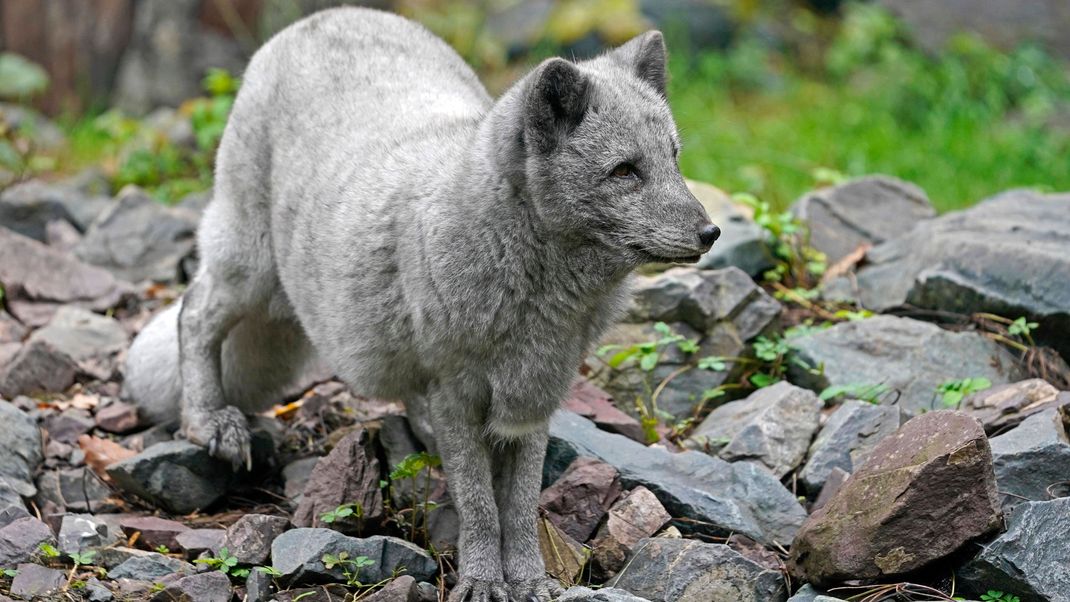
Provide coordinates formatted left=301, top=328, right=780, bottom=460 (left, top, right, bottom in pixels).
left=509, top=577, right=564, bottom=602
left=448, top=577, right=510, bottom=602
left=184, top=406, right=252, bottom=471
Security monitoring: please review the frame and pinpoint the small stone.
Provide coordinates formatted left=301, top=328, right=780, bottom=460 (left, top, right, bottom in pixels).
left=221, top=513, right=289, bottom=565
left=540, top=457, right=621, bottom=542
left=106, top=441, right=231, bottom=514
left=0, top=310, right=27, bottom=344
left=798, top=400, right=900, bottom=494
left=590, top=487, right=671, bottom=577
left=150, top=570, right=232, bottom=602
left=562, top=379, right=646, bottom=443
left=0, top=178, right=111, bottom=240
left=607, top=537, right=788, bottom=601
left=961, top=379, right=1066, bottom=434
left=119, top=516, right=191, bottom=552
left=35, top=466, right=120, bottom=513
left=989, top=408, right=1070, bottom=511
left=58, top=514, right=115, bottom=554
left=9, top=562, right=66, bottom=599
left=273, top=585, right=350, bottom=602
left=788, top=585, right=844, bottom=602
left=271, top=529, right=436, bottom=584
left=282, top=457, right=319, bottom=503
left=84, top=577, right=115, bottom=602
left=557, top=586, right=652, bottom=601
left=0, top=400, right=44, bottom=499
left=245, top=566, right=274, bottom=602
left=0, top=517, right=56, bottom=567
left=28, top=306, right=129, bottom=380
left=0, top=339, right=78, bottom=398
left=43, top=409, right=96, bottom=444
left=363, top=575, right=418, bottom=602
left=174, top=528, right=224, bottom=559
left=95, top=401, right=141, bottom=434
left=108, top=552, right=193, bottom=580
left=292, top=428, right=384, bottom=532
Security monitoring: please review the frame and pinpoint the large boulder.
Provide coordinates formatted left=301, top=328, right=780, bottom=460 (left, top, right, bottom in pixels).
left=792, top=176, right=934, bottom=264
left=790, top=411, right=1002, bottom=586
left=270, top=529, right=436, bottom=585
left=688, top=180, right=775, bottom=276
left=788, top=316, right=1026, bottom=416
left=26, top=306, right=129, bottom=380
left=607, top=537, right=788, bottom=602
left=798, top=400, right=900, bottom=494
left=685, top=382, right=823, bottom=478
left=548, top=411, right=806, bottom=547
left=0, top=179, right=112, bottom=241
left=824, top=190, right=1070, bottom=361
left=74, top=186, right=199, bottom=284
left=957, top=498, right=1070, bottom=602
left=989, top=408, right=1070, bottom=511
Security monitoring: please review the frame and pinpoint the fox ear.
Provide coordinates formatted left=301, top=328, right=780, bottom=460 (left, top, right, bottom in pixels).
left=613, top=30, right=668, bottom=97
left=525, top=58, right=590, bottom=154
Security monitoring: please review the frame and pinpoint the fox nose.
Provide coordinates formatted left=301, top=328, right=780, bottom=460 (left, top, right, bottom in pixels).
left=698, top=224, right=721, bottom=248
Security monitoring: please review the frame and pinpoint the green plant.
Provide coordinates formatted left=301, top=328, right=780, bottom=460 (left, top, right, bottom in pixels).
left=154, top=545, right=170, bottom=554
left=936, top=377, right=992, bottom=408
left=194, top=547, right=242, bottom=576
left=2, top=568, right=16, bottom=579
left=980, top=591, right=1020, bottom=602
left=320, top=502, right=364, bottom=525
left=256, top=566, right=282, bottom=577
left=322, top=551, right=376, bottom=587
left=0, top=52, right=49, bottom=99
left=819, top=382, right=892, bottom=405
left=388, top=452, right=443, bottom=543
left=37, top=542, right=61, bottom=559
left=68, top=551, right=95, bottom=566
left=733, top=192, right=827, bottom=289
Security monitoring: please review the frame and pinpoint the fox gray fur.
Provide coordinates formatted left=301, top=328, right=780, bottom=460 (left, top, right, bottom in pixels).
left=123, top=8, right=716, bottom=601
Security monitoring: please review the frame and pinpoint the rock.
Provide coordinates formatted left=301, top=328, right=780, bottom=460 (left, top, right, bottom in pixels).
left=363, top=575, right=418, bottom=602
left=282, top=457, right=319, bottom=503
left=0, top=517, right=55, bottom=567
left=75, top=186, right=200, bottom=284
left=9, top=562, right=65, bottom=599
left=989, top=408, right=1070, bottom=510
left=689, top=180, right=776, bottom=276
left=590, top=486, right=671, bottom=577
left=0, top=310, right=27, bottom=344
left=106, top=441, right=231, bottom=514
left=0, top=339, right=78, bottom=398
left=150, top=570, right=233, bottom=602
left=538, top=512, right=587, bottom=584
left=0, top=179, right=111, bottom=241
left=27, top=306, right=129, bottom=380
left=957, top=498, right=1070, bottom=602
left=174, top=528, right=224, bottom=559
left=961, top=379, right=1066, bottom=434
left=547, top=411, right=806, bottom=547
left=46, top=217, right=83, bottom=253
left=0, top=227, right=132, bottom=327
left=43, top=409, right=97, bottom=444
left=540, top=457, right=622, bottom=542
left=58, top=514, right=116, bottom=554
left=221, top=514, right=289, bottom=565
left=108, top=552, right=193, bottom=580
left=292, top=428, right=384, bottom=532
left=824, top=190, right=1070, bottom=361
left=273, top=585, right=351, bottom=602
left=119, top=516, right=190, bottom=552
left=95, top=401, right=141, bottom=434
left=558, top=586, right=652, bottom=601
left=790, top=411, right=1002, bottom=585
left=792, top=176, right=934, bottom=264
left=0, top=400, right=43, bottom=498
left=0, top=488, right=30, bottom=527
left=788, top=316, right=1026, bottom=416
left=563, top=379, right=646, bottom=443
left=798, top=400, right=900, bottom=494
left=686, top=382, right=822, bottom=478
left=811, top=468, right=849, bottom=512
left=96, top=546, right=161, bottom=570
left=607, top=537, right=788, bottom=601
left=245, top=567, right=274, bottom=602
left=84, top=577, right=115, bottom=602
left=36, top=467, right=120, bottom=514
left=787, top=585, right=844, bottom=602
left=271, top=529, right=436, bottom=584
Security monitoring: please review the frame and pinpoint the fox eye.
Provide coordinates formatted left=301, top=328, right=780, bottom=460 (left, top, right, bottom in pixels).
left=612, top=163, right=636, bottom=178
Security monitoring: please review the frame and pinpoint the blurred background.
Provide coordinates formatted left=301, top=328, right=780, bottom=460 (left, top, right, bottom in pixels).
left=1, top=0, right=1068, bottom=211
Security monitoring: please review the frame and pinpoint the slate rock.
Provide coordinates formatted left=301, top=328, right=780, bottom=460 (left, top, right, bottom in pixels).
left=150, top=570, right=232, bottom=602
left=95, top=401, right=141, bottom=434
left=9, top=562, right=66, bottom=599
left=0, top=310, right=27, bottom=344
left=590, top=486, right=671, bottom=577
left=273, top=585, right=351, bottom=602
left=221, top=513, right=289, bottom=565
left=957, top=498, right=1070, bottom=602
left=0, top=517, right=55, bottom=568
left=558, top=586, right=651, bottom=601
left=788, top=316, right=1026, bottom=416
left=792, top=175, right=934, bottom=264
left=790, top=411, right=1002, bottom=585
left=84, top=577, right=115, bottom=602
left=787, top=584, right=844, bottom=601
left=363, top=575, right=418, bottom=602
left=106, top=440, right=231, bottom=514
left=563, top=379, right=646, bottom=443
left=0, top=400, right=43, bottom=498
left=0, top=338, right=78, bottom=398
left=282, top=457, right=319, bottom=503
left=35, top=467, right=119, bottom=513
left=28, top=306, right=129, bottom=380
left=961, top=379, right=1066, bottom=434
left=43, top=409, right=96, bottom=444
left=292, top=428, right=384, bottom=531
left=119, top=516, right=190, bottom=552
left=540, top=457, right=622, bottom=542
left=0, top=227, right=132, bottom=327
left=798, top=400, right=900, bottom=493
left=245, top=567, right=274, bottom=602
left=271, top=528, right=436, bottom=584
left=547, top=411, right=806, bottom=546
left=989, top=408, right=1070, bottom=510
left=0, top=179, right=111, bottom=241
left=689, top=179, right=776, bottom=276
left=75, top=186, right=199, bottom=284
left=607, top=537, right=788, bottom=601
left=687, top=382, right=822, bottom=478
left=58, top=514, right=116, bottom=554
left=174, top=529, right=224, bottom=559
left=824, top=190, right=1070, bottom=360
left=108, top=552, right=193, bottom=580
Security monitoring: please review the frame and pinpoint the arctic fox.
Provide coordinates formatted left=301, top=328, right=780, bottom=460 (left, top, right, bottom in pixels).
left=124, top=8, right=717, bottom=601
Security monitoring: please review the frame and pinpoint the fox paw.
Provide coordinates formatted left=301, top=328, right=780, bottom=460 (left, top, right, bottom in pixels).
left=448, top=577, right=510, bottom=602
left=183, top=406, right=252, bottom=471
left=509, top=577, right=564, bottom=602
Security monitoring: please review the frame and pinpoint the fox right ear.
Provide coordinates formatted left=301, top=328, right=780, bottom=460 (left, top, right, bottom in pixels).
left=524, top=58, right=590, bottom=154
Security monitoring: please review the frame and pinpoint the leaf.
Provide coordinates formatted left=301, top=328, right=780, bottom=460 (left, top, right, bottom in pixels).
left=653, top=322, right=672, bottom=336
left=638, top=351, right=659, bottom=372
left=607, top=349, right=636, bottom=369
left=537, top=515, right=587, bottom=585
left=0, top=52, right=49, bottom=98
left=698, top=356, right=727, bottom=371
left=750, top=373, right=779, bottom=388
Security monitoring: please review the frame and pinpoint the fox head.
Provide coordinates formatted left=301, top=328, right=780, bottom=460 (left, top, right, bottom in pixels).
left=492, top=31, right=718, bottom=268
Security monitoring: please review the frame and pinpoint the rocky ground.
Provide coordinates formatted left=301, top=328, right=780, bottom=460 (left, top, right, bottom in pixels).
left=1, top=151, right=1070, bottom=601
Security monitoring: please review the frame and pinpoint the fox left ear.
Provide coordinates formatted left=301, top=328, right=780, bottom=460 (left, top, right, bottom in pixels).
left=613, top=30, right=668, bottom=97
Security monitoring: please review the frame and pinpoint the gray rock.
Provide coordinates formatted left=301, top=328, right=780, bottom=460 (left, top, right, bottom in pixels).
left=0, top=179, right=111, bottom=241
left=271, top=528, right=436, bottom=584
left=957, top=498, right=1070, bottom=602
left=45, top=218, right=83, bottom=253
left=282, top=457, right=319, bottom=503
left=607, top=537, right=788, bottom=601
left=95, top=401, right=141, bottom=434
left=689, top=180, right=775, bottom=276
left=174, top=529, right=224, bottom=559
left=547, top=411, right=806, bottom=547
left=558, top=586, right=652, bottom=601
left=109, top=552, right=194, bottom=580
left=823, top=190, right=1070, bottom=361
left=84, top=577, right=115, bottom=602
left=687, top=382, right=822, bottom=478
left=989, top=409, right=1070, bottom=510
left=43, top=408, right=96, bottom=444
left=787, top=585, right=844, bottom=601
left=0, top=310, right=27, bottom=344
left=798, top=400, right=900, bottom=493
left=540, top=457, right=621, bottom=543
left=792, top=176, right=934, bottom=264
left=590, top=486, right=671, bottom=578
left=0, top=517, right=55, bottom=568
left=245, top=567, right=274, bottom=602
left=0, top=401, right=42, bottom=499
left=961, top=379, right=1067, bottom=434
left=118, top=516, right=190, bottom=552
left=0, top=339, right=78, bottom=398
left=0, top=227, right=132, bottom=328
left=362, top=575, right=418, bottom=602
left=75, top=186, right=199, bottom=284
left=150, top=570, right=232, bottom=602
left=28, top=306, right=129, bottom=380
left=58, top=514, right=117, bottom=555
left=35, top=467, right=119, bottom=513
left=292, top=428, right=384, bottom=532
left=221, top=514, right=290, bottom=565
left=0, top=486, right=30, bottom=527
left=9, top=562, right=65, bottom=599
left=788, top=316, right=1026, bottom=416
left=106, top=440, right=231, bottom=514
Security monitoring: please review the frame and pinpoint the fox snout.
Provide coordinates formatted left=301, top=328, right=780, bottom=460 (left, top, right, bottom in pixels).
left=699, top=224, right=721, bottom=248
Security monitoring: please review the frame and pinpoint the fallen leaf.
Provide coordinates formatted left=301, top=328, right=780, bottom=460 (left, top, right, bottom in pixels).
left=538, top=512, right=587, bottom=586
left=79, top=434, right=137, bottom=482
left=821, top=243, right=871, bottom=285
